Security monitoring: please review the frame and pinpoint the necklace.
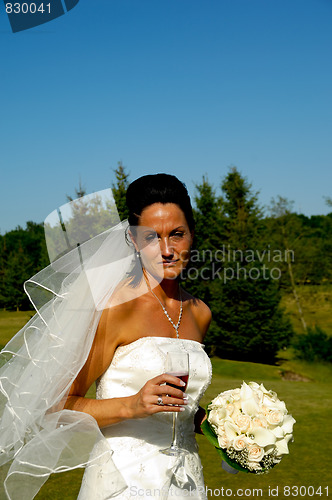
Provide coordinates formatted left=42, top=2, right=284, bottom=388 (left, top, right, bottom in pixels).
left=150, top=288, right=182, bottom=339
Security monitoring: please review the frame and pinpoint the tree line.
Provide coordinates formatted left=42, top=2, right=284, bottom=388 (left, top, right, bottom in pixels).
left=1, top=164, right=331, bottom=363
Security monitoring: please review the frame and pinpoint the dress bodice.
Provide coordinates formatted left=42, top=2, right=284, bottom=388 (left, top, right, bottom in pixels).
left=96, top=336, right=212, bottom=413
left=79, top=337, right=212, bottom=500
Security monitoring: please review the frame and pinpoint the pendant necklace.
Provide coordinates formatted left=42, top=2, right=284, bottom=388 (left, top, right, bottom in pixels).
left=150, top=287, right=182, bottom=339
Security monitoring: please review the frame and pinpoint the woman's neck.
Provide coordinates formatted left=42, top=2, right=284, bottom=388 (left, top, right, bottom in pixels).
left=143, top=268, right=180, bottom=302
left=156, top=279, right=181, bottom=301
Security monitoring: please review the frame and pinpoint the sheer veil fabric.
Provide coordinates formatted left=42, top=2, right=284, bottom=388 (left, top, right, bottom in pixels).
left=0, top=190, right=162, bottom=499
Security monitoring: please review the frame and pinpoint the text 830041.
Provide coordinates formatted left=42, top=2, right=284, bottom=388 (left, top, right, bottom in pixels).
left=283, top=486, right=329, bottom=497
left=5, top=3, right=51, bottom=14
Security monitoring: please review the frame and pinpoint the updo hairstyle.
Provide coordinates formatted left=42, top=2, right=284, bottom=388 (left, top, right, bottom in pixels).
left=126, top=173, right=195, bottom=231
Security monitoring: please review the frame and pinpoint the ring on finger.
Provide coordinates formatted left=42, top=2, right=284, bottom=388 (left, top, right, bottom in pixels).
left=157, top=396, right=164, bottom=406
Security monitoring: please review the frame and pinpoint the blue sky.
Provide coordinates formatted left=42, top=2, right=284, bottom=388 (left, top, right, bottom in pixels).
left=1, top=0, right=331, bottom=234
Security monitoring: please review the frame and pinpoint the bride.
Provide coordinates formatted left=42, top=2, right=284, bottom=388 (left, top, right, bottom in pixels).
left=0, top=173, right=212, bottom=499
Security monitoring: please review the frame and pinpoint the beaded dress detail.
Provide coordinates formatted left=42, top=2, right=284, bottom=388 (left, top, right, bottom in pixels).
left=78, top=337, right=212, bottom=500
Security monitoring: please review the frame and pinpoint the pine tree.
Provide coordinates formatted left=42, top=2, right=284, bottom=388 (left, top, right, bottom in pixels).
left=4, top=245, right=32, bottom=310
left=0, top=224, right=48, bottom=310
left=112, top=162, right=130, bottom=220
left=183, top=176, right=224, bottom=353
left=66, top=178, right=87, bottom=202
left=188, top=168, right=293, bottom=363
left=220, top=166, right=263, bottom=251
left=214, top=168, right=293, bottom=363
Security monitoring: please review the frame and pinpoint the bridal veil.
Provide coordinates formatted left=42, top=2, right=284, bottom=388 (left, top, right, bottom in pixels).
left=0, top=189, right=162, bottom=499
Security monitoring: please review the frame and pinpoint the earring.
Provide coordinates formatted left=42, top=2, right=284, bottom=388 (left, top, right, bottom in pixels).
left=136, top=251, right=140, bottom=259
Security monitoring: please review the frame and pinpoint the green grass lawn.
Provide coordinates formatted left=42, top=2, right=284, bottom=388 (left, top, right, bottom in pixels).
left=1, top=308, right=331, bottom=499
left=0, top=310, right=34, bottom=349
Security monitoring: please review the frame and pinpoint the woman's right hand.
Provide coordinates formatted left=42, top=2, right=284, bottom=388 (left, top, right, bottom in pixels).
left=127, top=373, right=188, bottom=419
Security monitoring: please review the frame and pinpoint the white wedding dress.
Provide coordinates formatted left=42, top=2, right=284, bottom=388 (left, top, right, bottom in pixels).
left=78, top=336, right=212, bottom=500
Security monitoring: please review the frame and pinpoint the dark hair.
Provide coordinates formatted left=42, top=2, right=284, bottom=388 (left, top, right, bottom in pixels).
left=126, top=173, right=195, bottom=231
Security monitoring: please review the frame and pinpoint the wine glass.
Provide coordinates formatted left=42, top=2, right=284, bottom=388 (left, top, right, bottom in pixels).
left=160, top=351, right=189, bottom=456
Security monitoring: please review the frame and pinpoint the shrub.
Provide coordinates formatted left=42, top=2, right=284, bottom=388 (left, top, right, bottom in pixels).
left=292, top=326, right=332, bottom=363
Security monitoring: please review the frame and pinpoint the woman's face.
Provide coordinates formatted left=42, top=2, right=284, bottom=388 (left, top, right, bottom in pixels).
left=132, top=202, right=193, bottom=281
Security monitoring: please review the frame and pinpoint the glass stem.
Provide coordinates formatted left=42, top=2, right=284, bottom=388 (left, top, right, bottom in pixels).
left=171, top=413, right=178, bottom=447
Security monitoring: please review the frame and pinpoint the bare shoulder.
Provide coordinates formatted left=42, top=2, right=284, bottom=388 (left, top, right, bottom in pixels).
left=98, top=291, right=148, bottom=346
left=181, top=288, right=212, bottom=337
left=68, top=290, right=144, bottom=397
left=97, top=297, right=135, bottom=342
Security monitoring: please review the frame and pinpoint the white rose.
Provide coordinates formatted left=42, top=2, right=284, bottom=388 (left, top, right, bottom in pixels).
left=261, top=405, right=270, bottom=417
left=252, top=416, right=267, bottom=428
left=233, top=400, right=242, bottom=411
left=221, top=389, right=236, bottom=401
left=235, top=413, right=251, bottom=432
left=229, top=408, right=241, bottom=426
left=208, top=408, right=226, bottom=427
left=266, top=410, right=283, bottom=426
left=217, top=433, right=229, bottom=449
left=231, top=388, right=241, bottom=401
left=211, top=395, right=227, bottom=406
left=248, top=444, right=264, bottom=462
left=226, top=403, right=235, bottom=416
left=233, top=434, right=247, bottom=451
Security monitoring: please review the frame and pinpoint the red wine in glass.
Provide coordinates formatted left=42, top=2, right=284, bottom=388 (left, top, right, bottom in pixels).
left=166, top=372, right=189, bottom=392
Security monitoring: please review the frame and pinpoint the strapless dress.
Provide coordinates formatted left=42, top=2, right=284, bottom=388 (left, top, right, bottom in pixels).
left=78, top=336, right=212, bottom=500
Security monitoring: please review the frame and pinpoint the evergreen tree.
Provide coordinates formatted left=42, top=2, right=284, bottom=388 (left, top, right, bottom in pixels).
left=189, top=168, right=293, bottom=363
left=66, top=178, right=87, bottom=202
left=220, top=166, right=263, bottom=250
left=112, top=162, right=130, bottom=220
left=24, top=221, right=49, bottom=269
left=185, top=176, right=224, bottom=286
left=0, top=223, right=48, bottom=309
left=193, top=176, right=224, bottom=251
left=3, top=245, right=32, bottom=310
left=183, top=176, right=224, bottom=352
left=215, top=168, right=293, bottom=362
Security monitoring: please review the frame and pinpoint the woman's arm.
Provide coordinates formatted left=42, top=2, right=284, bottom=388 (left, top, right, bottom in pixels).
left=65, top=373, right=188, bottom=428
left=64, top=307, right=188, bottom=428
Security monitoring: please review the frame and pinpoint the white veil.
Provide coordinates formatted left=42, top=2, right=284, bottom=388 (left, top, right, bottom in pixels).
left=0, top=189, right=162, bottom=499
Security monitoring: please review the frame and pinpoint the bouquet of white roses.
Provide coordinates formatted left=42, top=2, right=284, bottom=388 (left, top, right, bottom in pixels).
left=201, top=381, right=295, bottom=474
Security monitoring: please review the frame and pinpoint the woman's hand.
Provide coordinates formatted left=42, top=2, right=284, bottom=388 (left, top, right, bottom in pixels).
left=127, top=373, right=188, bottom=419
